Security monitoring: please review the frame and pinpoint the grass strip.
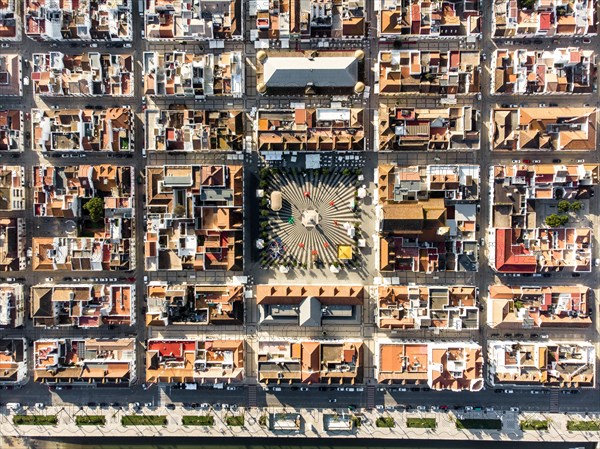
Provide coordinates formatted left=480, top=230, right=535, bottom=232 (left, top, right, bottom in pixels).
left=182, top=415, right=214, bottom=426
left=76, top=415, right=106, bottom=426
left=456, top=419, right=502, bottom=430
left=121, top=415, right=167, bottom=426
left=567, top=420, right=600, bottom=431
left=13, top=415, right=57, bottom=425
left=520, top=419, right=549, bottom=431
left=375, top=417, right=395, bottom=428
left=226, top=415, right=245, bottom=426
left=407, top=418, right=437, bottom=429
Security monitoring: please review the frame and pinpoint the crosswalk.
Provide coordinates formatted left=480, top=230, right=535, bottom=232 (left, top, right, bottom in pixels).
left=158, top=385, right=168, bottom=407
left=549, top=390, right=559, bottom=413
left=247, top=385, right=257, bottom=408
left=366, top=385, right=375, bottom=410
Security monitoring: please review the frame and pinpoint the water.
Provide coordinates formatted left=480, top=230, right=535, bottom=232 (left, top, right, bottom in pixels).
left=27, top=438, right=596, bottom=449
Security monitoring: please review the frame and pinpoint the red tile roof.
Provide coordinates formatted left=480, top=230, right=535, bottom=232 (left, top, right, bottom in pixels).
left=539, top=12, right=552, bottom=31
left=495, top=228, right=537, bottom=273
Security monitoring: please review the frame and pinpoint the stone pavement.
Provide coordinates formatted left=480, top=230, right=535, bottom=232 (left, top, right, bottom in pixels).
left=0, top=405, right=598, bottom=444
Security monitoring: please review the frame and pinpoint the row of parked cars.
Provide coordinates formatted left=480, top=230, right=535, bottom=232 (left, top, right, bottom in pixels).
left=376, top=404, right=520, bottom=413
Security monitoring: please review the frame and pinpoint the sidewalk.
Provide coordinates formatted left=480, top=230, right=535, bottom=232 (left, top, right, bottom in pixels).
left=1, top=405, right=599, bottom=443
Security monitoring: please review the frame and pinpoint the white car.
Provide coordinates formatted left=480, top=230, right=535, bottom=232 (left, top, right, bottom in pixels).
left=45, top=277, right=54, bottom=282
left=226, top=386, right=237, bottom=391
left=272, top=387, right=282, bottom=392
left=594, top=258, right=600, bottom=267
left=510, top=407, right=520, bottom=412
left=35, top=403, right=45, bottom=408
left=23, top=76, right=30, bottom=86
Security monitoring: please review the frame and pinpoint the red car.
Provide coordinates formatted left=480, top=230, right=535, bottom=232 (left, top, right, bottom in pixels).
left=522, top=159, right=531, bottom=164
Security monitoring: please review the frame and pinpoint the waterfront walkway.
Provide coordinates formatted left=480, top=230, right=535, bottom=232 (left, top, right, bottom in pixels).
left=0, top=405, right=598, bottom=444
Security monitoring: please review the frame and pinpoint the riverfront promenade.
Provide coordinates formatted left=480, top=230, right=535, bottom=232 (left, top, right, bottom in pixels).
left=0, top=405, right=598, bottom=444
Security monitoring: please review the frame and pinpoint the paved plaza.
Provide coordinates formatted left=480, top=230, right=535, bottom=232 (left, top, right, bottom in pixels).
left=258, top=167, right=366, bottom=270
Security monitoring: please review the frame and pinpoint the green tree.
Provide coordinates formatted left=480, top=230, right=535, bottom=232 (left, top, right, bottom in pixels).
left=545, top=214, right=569, bottom=227
left=557, top=200, right=571, bottom=213
left=173, top=204, right=186, bottom=217
left=518, top=0, right=536, bottom=7
left=83, top=197, right=104, bottom=222
left=570, top=201, right=582, bottom=212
